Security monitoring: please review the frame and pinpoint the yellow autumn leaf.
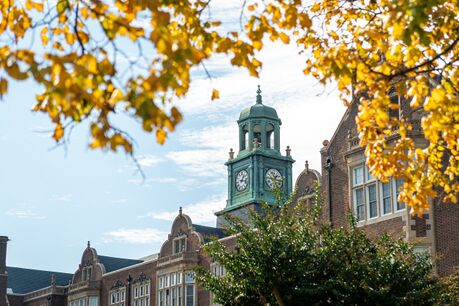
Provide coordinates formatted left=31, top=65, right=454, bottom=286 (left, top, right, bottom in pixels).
left=156, top=129, right=167, bottom=144
left=65, top=33, right=75, bottom=45
left=211, top=89, right=220, bottom=100
left=0, top=78, right=7, bottom=95
left=279, top=32, right=290, bottom=44
left=40, top=27, right=48, bottom=45
left=53, top=123, right=64, bottom=141
left=393, top=22, right=404, bottom=40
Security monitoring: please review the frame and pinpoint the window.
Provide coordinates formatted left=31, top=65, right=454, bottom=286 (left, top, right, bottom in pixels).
left=367, top=184, right=377, bottom=218
left=266, top=124, right=274, bottom=149
left=381, top=182, right=392, bottom=215
left=174, top=237, right=186, bottom=254
left=241, top=125, right=248, bottom=150
left=177, top=285, right=182, bottom=306
left=395, top=178, right=406, bottom=211
left=210, top=263, right=226, bottom=306
left=158, top=272, right=189, bottom=306
left=351, top=164, right=405, bottom=222
left=109, top=286, right=125, bottom=306
left=211, top=263, right=226, bottom=277
left=89, top=297, right=98, bottom=306
left=133, top=279, right=150, bottom=306
left=69, top=298, right=90, bottom=306
left=82, top=266, right=92, bottom=281
left=186, top=285, right=195, bottom=306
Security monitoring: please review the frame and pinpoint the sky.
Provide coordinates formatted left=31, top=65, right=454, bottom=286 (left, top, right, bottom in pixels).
left=0, top=1, right=345, bottom=273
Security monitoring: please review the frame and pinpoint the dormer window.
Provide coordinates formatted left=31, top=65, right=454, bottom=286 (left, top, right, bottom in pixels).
left=174, top=237, right=186, bottom=254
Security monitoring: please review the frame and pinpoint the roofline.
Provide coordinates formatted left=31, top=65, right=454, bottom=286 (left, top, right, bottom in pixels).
left=6, top=266, right=72, bottom=275
left=7, top=285, right=68, bottom=297
left=217, top=233, right=238, bottom=243
left=102, top=259, right=156, bottom=277
left=321, top=102, right=353, bottom=153
left=6, top=293, right=26, bottom=297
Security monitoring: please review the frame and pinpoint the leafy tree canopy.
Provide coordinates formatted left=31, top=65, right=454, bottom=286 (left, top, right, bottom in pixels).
left=1, top=0, right=458, bottom=211
left=195, top=200, right=442, bottom=305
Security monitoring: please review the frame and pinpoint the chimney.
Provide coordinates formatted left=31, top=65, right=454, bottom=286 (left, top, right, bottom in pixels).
left=0, top=237, right=8, bottom=275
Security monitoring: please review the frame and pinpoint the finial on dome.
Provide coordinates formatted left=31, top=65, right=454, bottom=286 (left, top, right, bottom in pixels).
left=179, top=206, right=182, bottom=215
left=256, top=85, right=262, bottom=104
left=87, top=241, right=90, bottom=248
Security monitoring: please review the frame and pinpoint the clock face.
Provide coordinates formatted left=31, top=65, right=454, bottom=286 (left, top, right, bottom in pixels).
left=265, top=168, right=283, bottom=189
left=235, top=170, right=249, bottom=192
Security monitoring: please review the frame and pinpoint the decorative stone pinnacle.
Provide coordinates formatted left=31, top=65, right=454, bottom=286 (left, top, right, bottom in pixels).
left=179, top=206, right=182, bottom=215
left=286, top=145, right=291, bottom=157
left=229, top=148, right=234, bottom=160
left=256, top=85, right=262, bottom=104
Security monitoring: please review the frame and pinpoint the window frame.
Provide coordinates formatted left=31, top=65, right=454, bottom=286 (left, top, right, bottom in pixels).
left=173, top=236, right=187, bottom=254
left=350, top=162, right=406, bottom=224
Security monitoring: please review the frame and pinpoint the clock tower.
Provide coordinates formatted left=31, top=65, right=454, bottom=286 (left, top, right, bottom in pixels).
left=216, top=86, right=294, bottom=227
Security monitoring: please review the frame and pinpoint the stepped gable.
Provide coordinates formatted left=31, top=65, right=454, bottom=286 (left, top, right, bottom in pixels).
left=290, top=160, right=321, bottom=208
left=6, top=266, right=73, bottom=294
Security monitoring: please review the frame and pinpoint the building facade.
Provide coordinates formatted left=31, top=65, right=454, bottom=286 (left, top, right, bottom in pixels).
left=1, top=87, right=458, bottom=306
left=319, top=96, right=459, bottom=276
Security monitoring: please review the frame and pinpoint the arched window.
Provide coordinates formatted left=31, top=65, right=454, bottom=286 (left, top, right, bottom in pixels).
left=242, top=125, right=248, bottom=150
left=266, top=124, right=274, bottom=149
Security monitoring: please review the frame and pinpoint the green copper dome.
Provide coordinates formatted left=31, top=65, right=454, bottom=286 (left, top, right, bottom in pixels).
left=238, top=86, right=280, bottom=122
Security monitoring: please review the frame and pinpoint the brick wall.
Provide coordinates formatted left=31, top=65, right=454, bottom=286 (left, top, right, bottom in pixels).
left=101, top=261, right=157, bottom=306
left=433, top=201, right=459, bottom=276
left=320, top=102, right=359, bottom=228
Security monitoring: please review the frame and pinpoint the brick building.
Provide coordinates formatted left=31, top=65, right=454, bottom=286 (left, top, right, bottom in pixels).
left=319, top=96, right=459, bottom=277
left=1, top=87, right=458, bottom=305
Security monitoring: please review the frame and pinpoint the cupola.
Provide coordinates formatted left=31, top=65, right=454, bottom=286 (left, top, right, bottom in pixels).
left=237, top=86, right=281, bottom=153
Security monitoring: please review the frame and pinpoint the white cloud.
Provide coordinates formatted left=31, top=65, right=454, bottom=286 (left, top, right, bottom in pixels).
left=167, top=150, right=227, bottom=178
left=137, top=154, right=163, bottom=167
left=141, top=195, right=226, bottom=225
left=103, top=228, right=168, bottom=244
left=165, top=124, right=238, bottom=179
left=118, top=155, right=162, bottom=175
left=6, top=209, right=46, bottom=220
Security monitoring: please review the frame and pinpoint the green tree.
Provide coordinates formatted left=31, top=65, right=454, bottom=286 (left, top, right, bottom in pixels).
left=195, top=200, right=441, bottom=305
left=439, top=268, right=459, bottom=305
